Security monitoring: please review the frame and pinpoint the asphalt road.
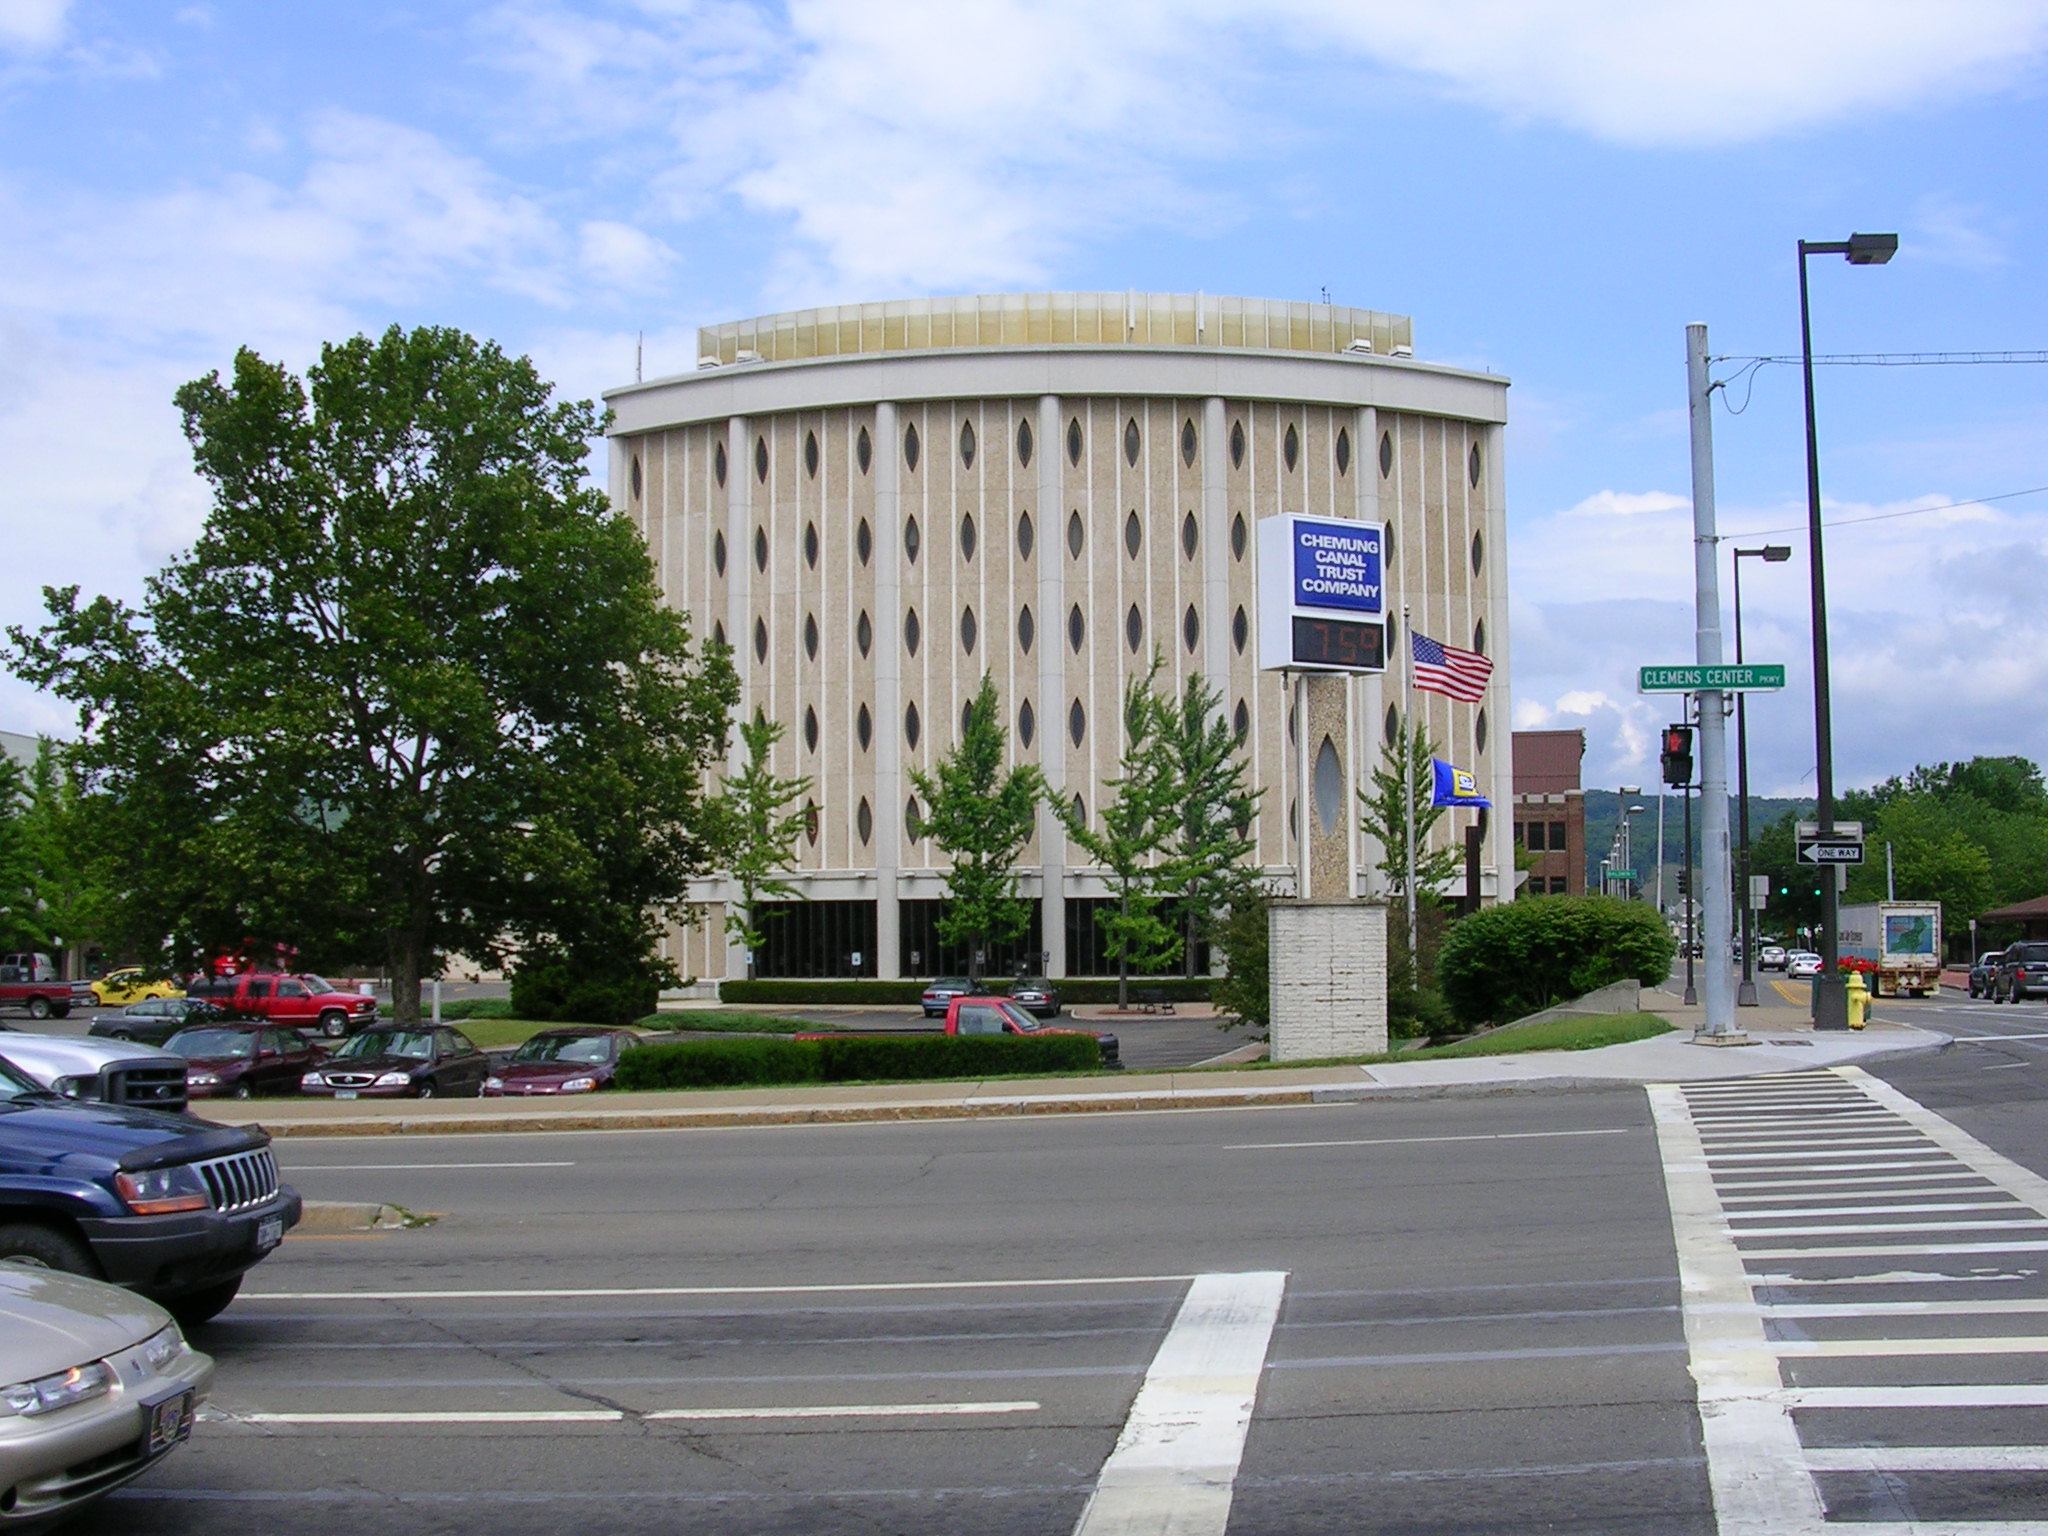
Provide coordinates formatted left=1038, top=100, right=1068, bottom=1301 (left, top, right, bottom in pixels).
left=87, top=1089, right=1712, bottom=1535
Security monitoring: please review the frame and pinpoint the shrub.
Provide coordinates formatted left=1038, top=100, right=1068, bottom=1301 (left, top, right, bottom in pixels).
left=1209, top=894, right=1270, bottom=1030
left=436, top=998, right=514, bottom=1021
left=616, top=1038, right=823, bottom=1090
left=1436, top=896, right=1675, bottom=1028
left=512, top=957, right=662, bottom=1027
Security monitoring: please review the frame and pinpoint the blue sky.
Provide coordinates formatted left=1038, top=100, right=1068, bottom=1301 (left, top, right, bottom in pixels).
left=4, top=0, right=2046, bottom=796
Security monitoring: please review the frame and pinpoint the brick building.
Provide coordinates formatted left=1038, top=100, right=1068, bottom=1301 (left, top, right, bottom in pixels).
left=1512, top=729, right=1586, bottom=896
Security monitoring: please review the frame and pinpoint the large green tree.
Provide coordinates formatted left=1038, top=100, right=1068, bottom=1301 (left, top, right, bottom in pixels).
left=910, top=674, right=1045, bottom=977
left=1153, top=672, right=1261, bottom=976
left=10, top=326, right=737, bottom=1021
left=710, top=712, right=811, bottom=980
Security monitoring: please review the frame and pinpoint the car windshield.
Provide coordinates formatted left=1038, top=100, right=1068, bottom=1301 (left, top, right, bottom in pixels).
left=929, top=977, right=970, bottom=991
left=336, top=1030, right=433, bottom=1061
left=513, top=1035, right=613, bottom=1064
left=0, top=1054, right=50, bottom=1102
left=165, top=1028, right=257, bottom=1059
left=299, top=975, right=335, bottom=994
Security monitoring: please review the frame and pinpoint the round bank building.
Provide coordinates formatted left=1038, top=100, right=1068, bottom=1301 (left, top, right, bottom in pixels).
left=605, top=292, right=1510, bottom=984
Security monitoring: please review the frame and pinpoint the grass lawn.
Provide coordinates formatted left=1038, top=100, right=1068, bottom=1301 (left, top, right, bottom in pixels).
left=1208, top=1011, right=1674, bottom=1072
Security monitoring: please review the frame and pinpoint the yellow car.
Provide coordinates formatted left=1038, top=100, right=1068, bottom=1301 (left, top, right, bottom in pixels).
left=89, top=968, right=184, bottom=1006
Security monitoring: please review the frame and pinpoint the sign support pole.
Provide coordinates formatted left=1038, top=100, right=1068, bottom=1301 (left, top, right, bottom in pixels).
left=1687, top=323, right=1741, bottom=1041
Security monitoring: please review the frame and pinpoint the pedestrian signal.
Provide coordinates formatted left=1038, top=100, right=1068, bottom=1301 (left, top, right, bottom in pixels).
left=1660, top=725, right=1694, bottom=788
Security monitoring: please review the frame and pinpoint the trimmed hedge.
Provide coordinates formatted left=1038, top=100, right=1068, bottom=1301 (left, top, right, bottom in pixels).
left=435, top=998, right=514, bottom=1021
left=718, top=977, right=1213, bottom=1006
left=1436, top=896, right=1676, bottom=1028
left=615, top=1032, right=1103, bottom=1090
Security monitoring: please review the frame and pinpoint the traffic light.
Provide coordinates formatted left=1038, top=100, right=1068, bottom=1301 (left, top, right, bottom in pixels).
left=1660, top=725, right=1694, bottom=788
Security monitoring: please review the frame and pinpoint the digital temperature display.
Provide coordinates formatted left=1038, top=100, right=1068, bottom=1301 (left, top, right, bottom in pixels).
left=1291, top=615, right=1385, bottom=671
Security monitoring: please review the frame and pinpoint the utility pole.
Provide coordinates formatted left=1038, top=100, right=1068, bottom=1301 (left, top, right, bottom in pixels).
left=1687, top=323, right=1740, bottom=1040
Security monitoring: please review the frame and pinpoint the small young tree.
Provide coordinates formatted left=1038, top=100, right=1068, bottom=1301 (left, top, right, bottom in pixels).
left=1155, top=672, right=1262, bottom=977
left=910, top=674, right=1045, bottom=979
left=1209, top=884, right=1273, bottom=1033
left=1058, top=656, right=1181, bottom=1008
left=710, top=713, right=811, bottom=981
left=1358, top=710, right=1463, bottom=900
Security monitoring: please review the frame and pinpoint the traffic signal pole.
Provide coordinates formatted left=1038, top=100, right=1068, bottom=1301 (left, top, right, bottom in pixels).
left=1686, top=324, right=1741, bottom=1041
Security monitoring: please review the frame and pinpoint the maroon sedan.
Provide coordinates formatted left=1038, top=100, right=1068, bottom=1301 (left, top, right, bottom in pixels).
left=482, top=1028, right=641, bottom=1096
left=164, top=1024, right=321, bottom=1099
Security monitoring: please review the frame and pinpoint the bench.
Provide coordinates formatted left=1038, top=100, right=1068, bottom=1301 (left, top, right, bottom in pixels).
left=1133, top=988, right=1177, bottom=1015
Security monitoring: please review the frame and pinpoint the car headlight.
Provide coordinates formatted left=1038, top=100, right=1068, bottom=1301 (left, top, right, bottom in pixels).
left=483, top=1076, right=503, bottom=1091
left=559, top=1076, right=598, bottom=1093
left=301, top=1071, right=323, bottom=1088
left=141, top=1324, right=186, bottom=1372
left=373, top=1071, right=411, bottom=1087
left=114, top=1163, right=210, bottom=1215
left=51, top=1074, right=94, bottom=1100
left=188, top=1071, right=219, bottom=1087
left=1, top=1360, right=114, bottom=1417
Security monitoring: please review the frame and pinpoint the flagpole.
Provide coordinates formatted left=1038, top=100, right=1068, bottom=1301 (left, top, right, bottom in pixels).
left=1402, top=603, right=1417, bottom=958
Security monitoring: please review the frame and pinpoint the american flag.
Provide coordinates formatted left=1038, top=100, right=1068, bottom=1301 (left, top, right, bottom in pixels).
left=1411, top=630, right=1493, bottom=702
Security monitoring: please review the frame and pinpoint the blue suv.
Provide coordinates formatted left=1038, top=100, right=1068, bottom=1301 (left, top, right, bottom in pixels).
left=0, top=1053, right=300, bottom=1325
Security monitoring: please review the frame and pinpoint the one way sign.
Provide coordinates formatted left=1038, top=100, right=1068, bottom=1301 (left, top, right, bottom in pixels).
left=1797, top=838, right=1866, bottom=866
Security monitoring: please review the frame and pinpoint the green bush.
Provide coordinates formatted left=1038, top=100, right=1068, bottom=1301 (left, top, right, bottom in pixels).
left=1436, top=896, right=1675, bottom=1028
left=435, top=998, right=514, bottom=1021
left=616, top=1038, right=823, bottom=1090
left=512, top=958, right=661, bottom=1027
left=814, top=1033, right=1101, bottom=1079
left=612, top=1032, right=1104, bottom=1090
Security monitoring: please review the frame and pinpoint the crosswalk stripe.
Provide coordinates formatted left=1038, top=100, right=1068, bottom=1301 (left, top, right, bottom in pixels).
left=1803, top=1445, right=2048, bottom=1472
left=1729, top=1218, right=2048, bottom=1238
left=1725, top=1200, right=2023, bottom=1220
left=1785, top=1385, right=2048, bottom=1408
left=1740, top=1238, right=2048, bottom=1259
left=1768, top=1335, right=2048, bottom=1357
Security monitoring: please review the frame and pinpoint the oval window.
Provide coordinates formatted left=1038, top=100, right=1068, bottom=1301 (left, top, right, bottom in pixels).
left=856, top=610, right=873, bottom=657
left=1068, top=605, right=1085, bottom=653
left=904, top=608, right=921, bottom=656
left=713, top=440, right=728, bottom=487
left=1231, top=513, right=1247, bottom=561
left=753, top=526, right=768, bottom=572
left=803, top=612, right=818, bottom=660
left=1314, top=737, right=1342, bottom=834
left=1124, top=511, right=1142, bottom=558
left=856, top=425, right=872, bottom=475
left=1180, top=419, right=1197, bottom=467
left=1232, top=606, right=1248, bottom=654
left=1019, top=700, right=1036, bottom=747
left=1469, top=441, right=1483, bottom=487
left=856, top=703, right=872, bottom=750
left=1182, top=606, right=1200, bottom=653
left=904, top=516, right=921, bottom=564
left=1476, top=709, right=1489, bottom=753
left=856, top=798, right=873, bottom=845
left=1123, top=417, right=1141, bottom=467
left=1125, top=605, right=1143, bottom=653
left=1018, top=605, right=1036, bottom=653
left=712, top=529, right=727, bottom=576
left=1071, top=793, right=1087, bottom=829
left=805, top=801, right=818, bottom=846
left=1068, top=699, right=1086, bottom=747
left=1181, top=512, right=1198, bottom=559
left=904, top=422, right=920, bottom=472
left=1473, top=618, right=1487, bottom=655
left=1471, top=530, right=1485, bottom=576
left=1067, top=417, right=1083, bottom=465
left=855, top=518, right=873, bottom=565
left=905, top=796, right=922, bottom=844
left=960, top=606, right=977, bottom=655
left=960, top=419, right=976, bottom=469
left=803, top=521, right=819, bottom=568
left=1233, top=700, right=1250, bottom=741
left=1282, top=422, right=1299, bottom=471
left=804, top=430, right=819, bottom=479
left=753, top=617, right=768, bottom=663
left=960, top=513, right=977, bottom=561
left=1385, top=704, right=1400, bottom=745
left=1017, top=510, right=1035, bottom=559
left=905, top=703, right=921, bottom=749
left=1229, top=420, right=1245, bottom=469
left=1335, top=428, right=1351, bottom=476
left=803, top=706, right=819, bottom=753
left=1379, top=431, right=1393, bottom=477
left=1017, top=417, right=1033, bottom=467
left=629, top=454, right=642, bottom=500
left=755, top=436, right=769, bottom=483
left=1067, top=510, right=1084, bottom=558
left=712, top=620, right=726, bottom=650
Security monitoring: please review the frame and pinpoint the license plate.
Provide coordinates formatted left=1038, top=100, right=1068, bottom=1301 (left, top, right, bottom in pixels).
left=334, top=1089, right=357, bottom=1100
left=143, top=1387, right=194, bottom=1455
left=255, top=1215, right=284, bottom=1250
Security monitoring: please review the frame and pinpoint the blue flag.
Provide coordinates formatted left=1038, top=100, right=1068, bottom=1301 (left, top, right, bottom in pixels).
left=1431, top=758, right=1492, bottom=809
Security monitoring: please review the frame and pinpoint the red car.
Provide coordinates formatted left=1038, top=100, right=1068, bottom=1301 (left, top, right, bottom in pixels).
left=944, top=997, right=1121, bottom=1067
left=189, top=973, right=379, bottom=1037
left=164, top=1023, right=323, bottom=1100
left=483, top=1028, right=641, bottom=1096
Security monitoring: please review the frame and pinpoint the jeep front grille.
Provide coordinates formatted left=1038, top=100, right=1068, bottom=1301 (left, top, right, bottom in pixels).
left=106, top=1065, right=189, bottom=1108
left=194, top=1147, right=280, bottom=1213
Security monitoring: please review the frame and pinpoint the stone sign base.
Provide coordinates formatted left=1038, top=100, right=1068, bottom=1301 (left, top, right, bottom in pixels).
left=1268, top=900, right=1389, bottom=1062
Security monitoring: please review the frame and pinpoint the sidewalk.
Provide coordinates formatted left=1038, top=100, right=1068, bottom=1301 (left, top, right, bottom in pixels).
left=199, top=982, right=1945, bottom=1139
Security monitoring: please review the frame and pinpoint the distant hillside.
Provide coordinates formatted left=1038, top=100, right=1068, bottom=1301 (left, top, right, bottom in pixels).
left=1579, top=789, right=1812, bottom=897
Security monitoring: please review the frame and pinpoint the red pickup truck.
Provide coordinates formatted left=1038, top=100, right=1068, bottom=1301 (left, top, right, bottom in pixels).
left=187, top=973, right=380, bottom=1037
left=0, top=962, right=94, bottom=1020
left=943, top=996, right=1120, bottom=1067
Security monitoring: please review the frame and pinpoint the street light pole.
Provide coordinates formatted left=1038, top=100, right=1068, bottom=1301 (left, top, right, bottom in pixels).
left=1798, top=231, right=1897, bottom=1030
left=1732, top=543, right=1792, bottom=1008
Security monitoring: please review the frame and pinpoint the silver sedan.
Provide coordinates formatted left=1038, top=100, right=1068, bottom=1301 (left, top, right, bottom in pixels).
left=0, top=1264, right=213, bottom=1529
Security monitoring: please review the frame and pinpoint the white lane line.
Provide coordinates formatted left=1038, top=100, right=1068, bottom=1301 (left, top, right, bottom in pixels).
left=1726, top=1201, right=2022, bottom=1220
left=1720, top=1174, right=1993, bottom=1197
left=1223, top=1128, right=1630, bottom=1151
left=242, top=1411, right=624, bottom=1424
left=1730, top=1218, right=2048, bottom=1239
left=1752, top=1268, right=2046, bottom=1288
left=1769, top=1335, right=2048, bottom=1358
left=1647, top=1082, right=1827, bottom=1536
left=1949, top=1031, right=2048, bottom=1043
left=1766, top=1298, right=2048, bottom=1319
left=1784, top=1385, right=2048, bottom=1409
left=1741, top=1239, right=2048, bottom=1260
left=245, top=1273, right=1194, bottom=1302
left=1070, top=1270, right=1285, bottom=1536
left=1704, top=1147, right=1943, bottom=1163
left=281, top=1162, right=577, bottom=1172
left=645, top=1401, right=1039, bottom=1420
left=1717, top=1158, right=1957, bottom=1175
left=1804, top=1446, right=2048, bottom=1472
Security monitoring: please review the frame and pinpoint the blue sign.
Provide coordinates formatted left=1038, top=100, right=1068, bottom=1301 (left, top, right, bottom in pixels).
left=1291, top=519, right=1383, bottom=613
left=1431, top=758, right=1492, bottom=809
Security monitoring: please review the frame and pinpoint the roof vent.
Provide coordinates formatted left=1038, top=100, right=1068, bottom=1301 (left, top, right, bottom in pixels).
left=1390, top=344, right=1414, bottom=359
left=734, top=349, right=763, bottom=364
left=697, top=355, right=722, bottom=370
left=1344, top=338, right=1373, bottom=354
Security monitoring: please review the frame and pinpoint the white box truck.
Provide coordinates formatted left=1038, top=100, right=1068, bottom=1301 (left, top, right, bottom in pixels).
left=1838, top=901, right=1943, bottom=998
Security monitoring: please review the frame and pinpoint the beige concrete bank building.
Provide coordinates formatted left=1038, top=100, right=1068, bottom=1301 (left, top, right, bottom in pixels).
left=605, top=293, right=1510, bottom=984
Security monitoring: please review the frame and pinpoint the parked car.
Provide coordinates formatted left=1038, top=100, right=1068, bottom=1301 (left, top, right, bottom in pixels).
left=89, top=967, right=185, bottom=1007
left=0, top=1051, right=300, bottom=1324
left=482, top=1027, right=640, bottom=1096
left=920, top=977, right=974, bottom=1019
left=1994, top=942, right=2048, bottom=1004
left=0, top=952, right=56, bottom=982
left=165, top=1025, right=322, bottom=1100
left=1969, top=950, right=2007, bottom=999
left=1006, top=976, right=1062, bottom=1018
left=0, top=1030, right=190, bottom=1113
left=298, top=1026, right=489, bottom=1100
left=89, top=997, right=237, bottom=1047
left=0, top=1264, right=214, bottom=1528
left=1787, top=951, right=1824, bottom=979
left=1757, top=944, right=1789, bottom=972
left=945, top=996, right=1121, bottom=1068
left=186, top=972, right=379, bottom=1037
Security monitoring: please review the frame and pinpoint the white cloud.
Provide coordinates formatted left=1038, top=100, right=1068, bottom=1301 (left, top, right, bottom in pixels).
left=0, top=0, right=67, bottom=52
left=1909, top=193, right=2013, bottom=272
left=578, top=219, right=675, bottom=291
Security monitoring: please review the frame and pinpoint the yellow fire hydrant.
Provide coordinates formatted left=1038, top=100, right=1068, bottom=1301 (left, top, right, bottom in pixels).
left=1845, top=969, right=1869, bottom=1030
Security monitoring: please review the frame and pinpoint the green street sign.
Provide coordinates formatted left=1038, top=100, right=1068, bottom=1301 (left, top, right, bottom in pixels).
left=1637, top=664, right=1787, bottom=693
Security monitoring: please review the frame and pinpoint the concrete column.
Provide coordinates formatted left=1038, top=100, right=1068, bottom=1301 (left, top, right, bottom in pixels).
left=874, top=401, right=903, bottom=979
left=1352, top=405, right=1384, bottom=896
left=1268, top=900, right=1388, bottom=1060
left=1304, top=673, right=1351, bottom=900
left=724, top=415, right=752, bottom=982
left=1036, top=394, right=1068, bottom=977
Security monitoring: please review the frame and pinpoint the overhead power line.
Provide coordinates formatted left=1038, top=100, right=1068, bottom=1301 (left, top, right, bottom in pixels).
left=1724, top=483, right=2048, bottom=539
left=1715, top=350, right=2048, bottom=367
